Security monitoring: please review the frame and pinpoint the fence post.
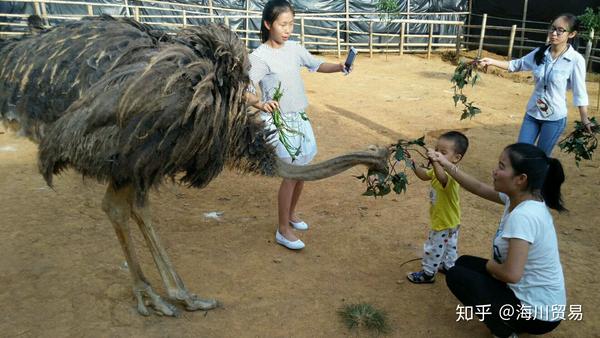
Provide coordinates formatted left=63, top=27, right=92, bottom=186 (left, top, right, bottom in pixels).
left=209, top=0, right=214, bottom=22
left=133, top=7, right=139, bottom=22
left=123, top=0, right=130, bottom=17
left=224, top=16, right=229, bottom=28
left=399, top=22, right=405, bottom=55
left=245, top=0, right=250, bottom=48
left=427, top=23, right=433, bottom=59
left=345, top=0, right=350, bottom=51
left=369, top=21, right=373, bottom=58
left=519, top=0, right=528, bottom=57
left=336, top=21, right=341, bottom=59
left=33, top=0, right=41, bottom=16
left=477, top=13, right=487, bottom=59
left=585, top=29, right=595, bottom=71
left=86, top=4, right=93, bottom=16
left=466, top=0, right=472, bottom=45
left=455, top=24, right=462, bottom=58
left=507, top=24, right=517, bottom=60
left=182, top=10, right=186, bottom=28
left=40, top=0, right=49, bottom=26
left=300, top=17, right=305, bottom=47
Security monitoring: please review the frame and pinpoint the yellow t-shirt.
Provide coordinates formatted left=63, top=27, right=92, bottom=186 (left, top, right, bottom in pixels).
left=426, top=168, right=460, bottom=231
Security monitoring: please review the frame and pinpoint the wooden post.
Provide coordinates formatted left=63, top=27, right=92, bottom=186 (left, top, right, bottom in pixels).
left=369, top=21, right=373, bottom=58
left=507, top=24, right=517, bottom=60
left=584, top=29, right=595, bottom=71
left=477, top=13, right=487, bottom=59
left=124, top=0, right=130, bottom=17
left=406, top=0, right=410, bottom=49
left=182, top=10, right=187, bottom=28
left=399, top=22, right=405, bottom=55
left=245, top=0, right=250, bottom=47
left=427, top=23, right=433, bottom=59
left=209, top=0, right=214, bottom=22
left=133, top=6, right=139, bottom=22
left=87, top=4, right=93, bottom=16
left=455, top=24, right=462, bottom=58
left=336, top=21, right=341, bottom=59
left=40, top=0, right=48, bottom=26
left=345, top=0, right=350, bottom=51
left=300, top=17, right=305, bottom=47
left=33, top=0, right=41, bottom=16
left=519, top=0, right=528, bottom=57
left=466, top=0, right=472, bottom=45
left=224, top=16, right=229, bottom=28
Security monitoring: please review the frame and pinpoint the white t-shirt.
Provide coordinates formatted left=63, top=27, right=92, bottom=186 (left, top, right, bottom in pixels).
left=493, top=193, right=566, bottom=321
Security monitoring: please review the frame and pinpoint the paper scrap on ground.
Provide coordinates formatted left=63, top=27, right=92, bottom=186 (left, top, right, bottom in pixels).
left=204, top=211, right=224, bottom=220
left=0, top=146, right=16, bottom=152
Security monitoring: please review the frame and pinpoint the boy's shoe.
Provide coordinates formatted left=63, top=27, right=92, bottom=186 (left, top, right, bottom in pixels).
left=407, top=270, right=435, bottom=284
left=438, top=266, right=449, bottom=274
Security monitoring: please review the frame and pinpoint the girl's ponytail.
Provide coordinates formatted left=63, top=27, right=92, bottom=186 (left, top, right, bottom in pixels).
left=541, top=158, right=567, bottom=212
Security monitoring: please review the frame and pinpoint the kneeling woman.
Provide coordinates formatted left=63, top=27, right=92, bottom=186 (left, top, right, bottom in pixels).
left=431, top=143, right=566, bottom=338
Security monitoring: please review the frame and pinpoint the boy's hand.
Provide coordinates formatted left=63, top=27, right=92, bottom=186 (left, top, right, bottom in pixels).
left=432, top=151, right=451, bottom=166
left=426, top=148, right=437, bottom=160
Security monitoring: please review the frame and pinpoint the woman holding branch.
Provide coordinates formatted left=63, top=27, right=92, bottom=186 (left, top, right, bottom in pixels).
left=479, top=13, right=592, bottom=156
left=245, top=0, right=347, bottom=250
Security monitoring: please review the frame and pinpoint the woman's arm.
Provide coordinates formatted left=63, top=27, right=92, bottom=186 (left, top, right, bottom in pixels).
left=317, top=62, right=345, bottom=73
left=486, top=238, right=529, bottom=284
left=430, top=151, right=502, bottom=204
left=479, top=58, right=510, bottom=70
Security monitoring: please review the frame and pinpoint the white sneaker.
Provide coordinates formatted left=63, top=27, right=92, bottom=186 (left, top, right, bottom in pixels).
left=275, top=230, right=305, bottom=250
left=289, top=220, right=309, bottom=231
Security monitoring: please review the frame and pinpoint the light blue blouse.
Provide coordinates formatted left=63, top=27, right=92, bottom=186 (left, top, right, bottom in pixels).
left=508, top=45, right=588, bottom=121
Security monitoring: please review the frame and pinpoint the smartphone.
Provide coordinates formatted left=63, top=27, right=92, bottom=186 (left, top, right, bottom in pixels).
left=344, top=47, right=357, bottom=74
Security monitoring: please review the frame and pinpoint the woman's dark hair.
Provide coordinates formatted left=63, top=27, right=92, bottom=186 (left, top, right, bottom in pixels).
left=533, top=13, right=581, bottom=65
left=260, top=0, right=294, bottom=43
left=504, top=143, right=566, bottom=212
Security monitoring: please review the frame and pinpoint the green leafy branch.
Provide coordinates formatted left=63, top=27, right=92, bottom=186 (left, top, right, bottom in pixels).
left=579, top=7, right=600, bottom=40
left=451, top=59, right=482, bottom=120
left=270, top=82, right=308, bottom=161
left=354, top=136, right=428, bottom=197
left=558, top=117, right=599, bottom=167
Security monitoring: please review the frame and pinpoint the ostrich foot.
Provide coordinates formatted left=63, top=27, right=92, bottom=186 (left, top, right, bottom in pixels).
left=171, top=290, right=218, bottom=311
left=133, top=283, right=180, bottom=317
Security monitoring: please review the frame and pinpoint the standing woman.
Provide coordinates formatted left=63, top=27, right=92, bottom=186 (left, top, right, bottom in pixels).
left=430, top=143, right=566, bottom=337
left=245, top=0, right=346, bottom=250
left=479, top=14, right=592, bottom=155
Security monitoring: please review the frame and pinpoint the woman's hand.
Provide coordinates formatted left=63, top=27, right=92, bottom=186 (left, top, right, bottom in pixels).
left=582, top=116, right=593, bottom=133
left=261, top=100, right=279, bottom=113
left=478, top=57, right=496, bottom=67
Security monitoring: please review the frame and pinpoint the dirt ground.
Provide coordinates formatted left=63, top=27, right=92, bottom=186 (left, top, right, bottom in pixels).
left=1, top=52, right=599, bottom=337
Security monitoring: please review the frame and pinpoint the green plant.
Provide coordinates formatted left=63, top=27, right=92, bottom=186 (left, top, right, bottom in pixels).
left=355, top=136, right=428, bottom=197
left=451, top=59, right=482, bottom=120
left=558, top=117, right=599, bottom=167
left=338, top=302, right=390, bottom=334
left=269, top=82, right=307, bottom=160
left=579, top=7, right=600, bottom=40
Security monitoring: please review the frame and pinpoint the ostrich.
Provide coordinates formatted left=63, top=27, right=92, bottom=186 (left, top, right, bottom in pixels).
left=0, top=15, right=388, bottom=316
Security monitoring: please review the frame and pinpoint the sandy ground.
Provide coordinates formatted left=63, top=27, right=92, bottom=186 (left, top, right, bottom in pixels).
left=1, top=52, right=599, bottom=337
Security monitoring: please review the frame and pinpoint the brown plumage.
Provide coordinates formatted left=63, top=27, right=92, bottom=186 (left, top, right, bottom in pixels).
left=0, top=15, right=387, bottom=316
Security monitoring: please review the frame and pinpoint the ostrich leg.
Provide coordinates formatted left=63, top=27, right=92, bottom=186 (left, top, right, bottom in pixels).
left=130, top=196, right=218, bottom=311
left=102, top=184, right=180, bottom=317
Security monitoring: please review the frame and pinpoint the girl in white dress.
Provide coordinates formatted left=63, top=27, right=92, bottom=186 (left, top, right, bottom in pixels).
left=246, top=0, right=347, bottom=250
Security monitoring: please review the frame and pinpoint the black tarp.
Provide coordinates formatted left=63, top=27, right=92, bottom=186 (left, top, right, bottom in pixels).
left=0, top=0, right=467, bottom=50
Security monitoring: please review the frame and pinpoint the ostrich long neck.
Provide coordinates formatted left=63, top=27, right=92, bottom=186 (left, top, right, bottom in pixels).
left=275, top=148, right=387, bottom=181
